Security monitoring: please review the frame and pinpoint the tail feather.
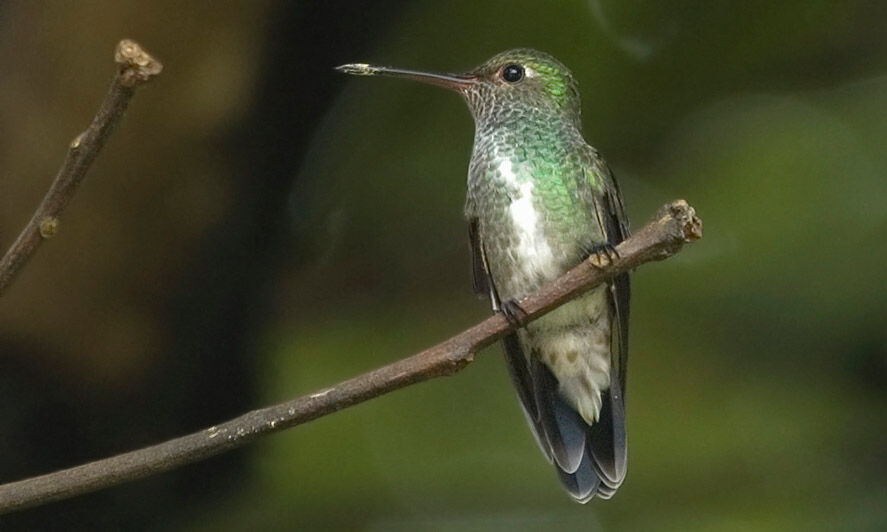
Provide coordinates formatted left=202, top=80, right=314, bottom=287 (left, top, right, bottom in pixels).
left=502, top=331, right=627, bottom=502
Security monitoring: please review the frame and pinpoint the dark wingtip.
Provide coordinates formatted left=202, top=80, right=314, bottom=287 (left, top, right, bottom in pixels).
left=588, top=389, right=627, bottom=488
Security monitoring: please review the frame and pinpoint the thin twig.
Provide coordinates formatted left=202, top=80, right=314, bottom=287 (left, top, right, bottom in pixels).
left=0, top=39, right=162, bottom=296
left=0, top=200, right=702, bottom=514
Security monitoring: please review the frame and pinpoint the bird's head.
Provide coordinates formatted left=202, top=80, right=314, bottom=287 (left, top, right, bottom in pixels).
left=337, top=48, right=582, bottom=128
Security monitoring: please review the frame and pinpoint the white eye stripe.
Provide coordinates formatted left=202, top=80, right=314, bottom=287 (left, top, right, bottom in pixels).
left=525, top=67, right=538, bottom=78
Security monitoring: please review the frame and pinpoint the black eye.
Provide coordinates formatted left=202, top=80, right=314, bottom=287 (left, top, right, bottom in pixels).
left=502, top=64, right=524, bottom=83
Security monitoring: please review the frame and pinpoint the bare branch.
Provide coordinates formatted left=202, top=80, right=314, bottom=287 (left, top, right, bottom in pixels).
left=0, top=40, right=162, bottom=296
left=0, top=200, right=701, bottom=514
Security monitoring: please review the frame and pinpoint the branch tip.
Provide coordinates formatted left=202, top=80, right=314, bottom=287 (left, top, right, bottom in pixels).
left=660, top=199, right=702, bottom=243
left=115, top=39, right=163, bottom=87
left=0, top=39, right=161, bottom=297
left=640, top=200, right=703, bottom=263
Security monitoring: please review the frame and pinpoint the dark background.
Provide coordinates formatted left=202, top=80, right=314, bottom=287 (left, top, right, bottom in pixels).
left=1, top=1, right=885, bottom=529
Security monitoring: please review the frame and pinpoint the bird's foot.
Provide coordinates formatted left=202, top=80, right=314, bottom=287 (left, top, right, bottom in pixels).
left=588, top=243, right=620, bottom=269
left=501, top=298, right=528, bottom=328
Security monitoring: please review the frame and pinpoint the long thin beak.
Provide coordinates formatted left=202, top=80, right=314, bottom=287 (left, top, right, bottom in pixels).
left=335, top=63, right=477, bottom=92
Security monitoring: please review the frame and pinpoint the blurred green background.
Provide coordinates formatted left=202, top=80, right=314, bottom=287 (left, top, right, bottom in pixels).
left=1, top=1, right=885, bottom=530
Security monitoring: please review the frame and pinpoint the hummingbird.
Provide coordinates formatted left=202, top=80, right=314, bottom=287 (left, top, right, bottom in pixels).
left=337, top=49, right=630, bottom=502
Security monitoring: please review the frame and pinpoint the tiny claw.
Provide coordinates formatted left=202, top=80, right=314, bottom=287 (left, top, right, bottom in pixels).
left=588, top=243, right=620, bottom=269
left=501, top=298, right=528, bottom=328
